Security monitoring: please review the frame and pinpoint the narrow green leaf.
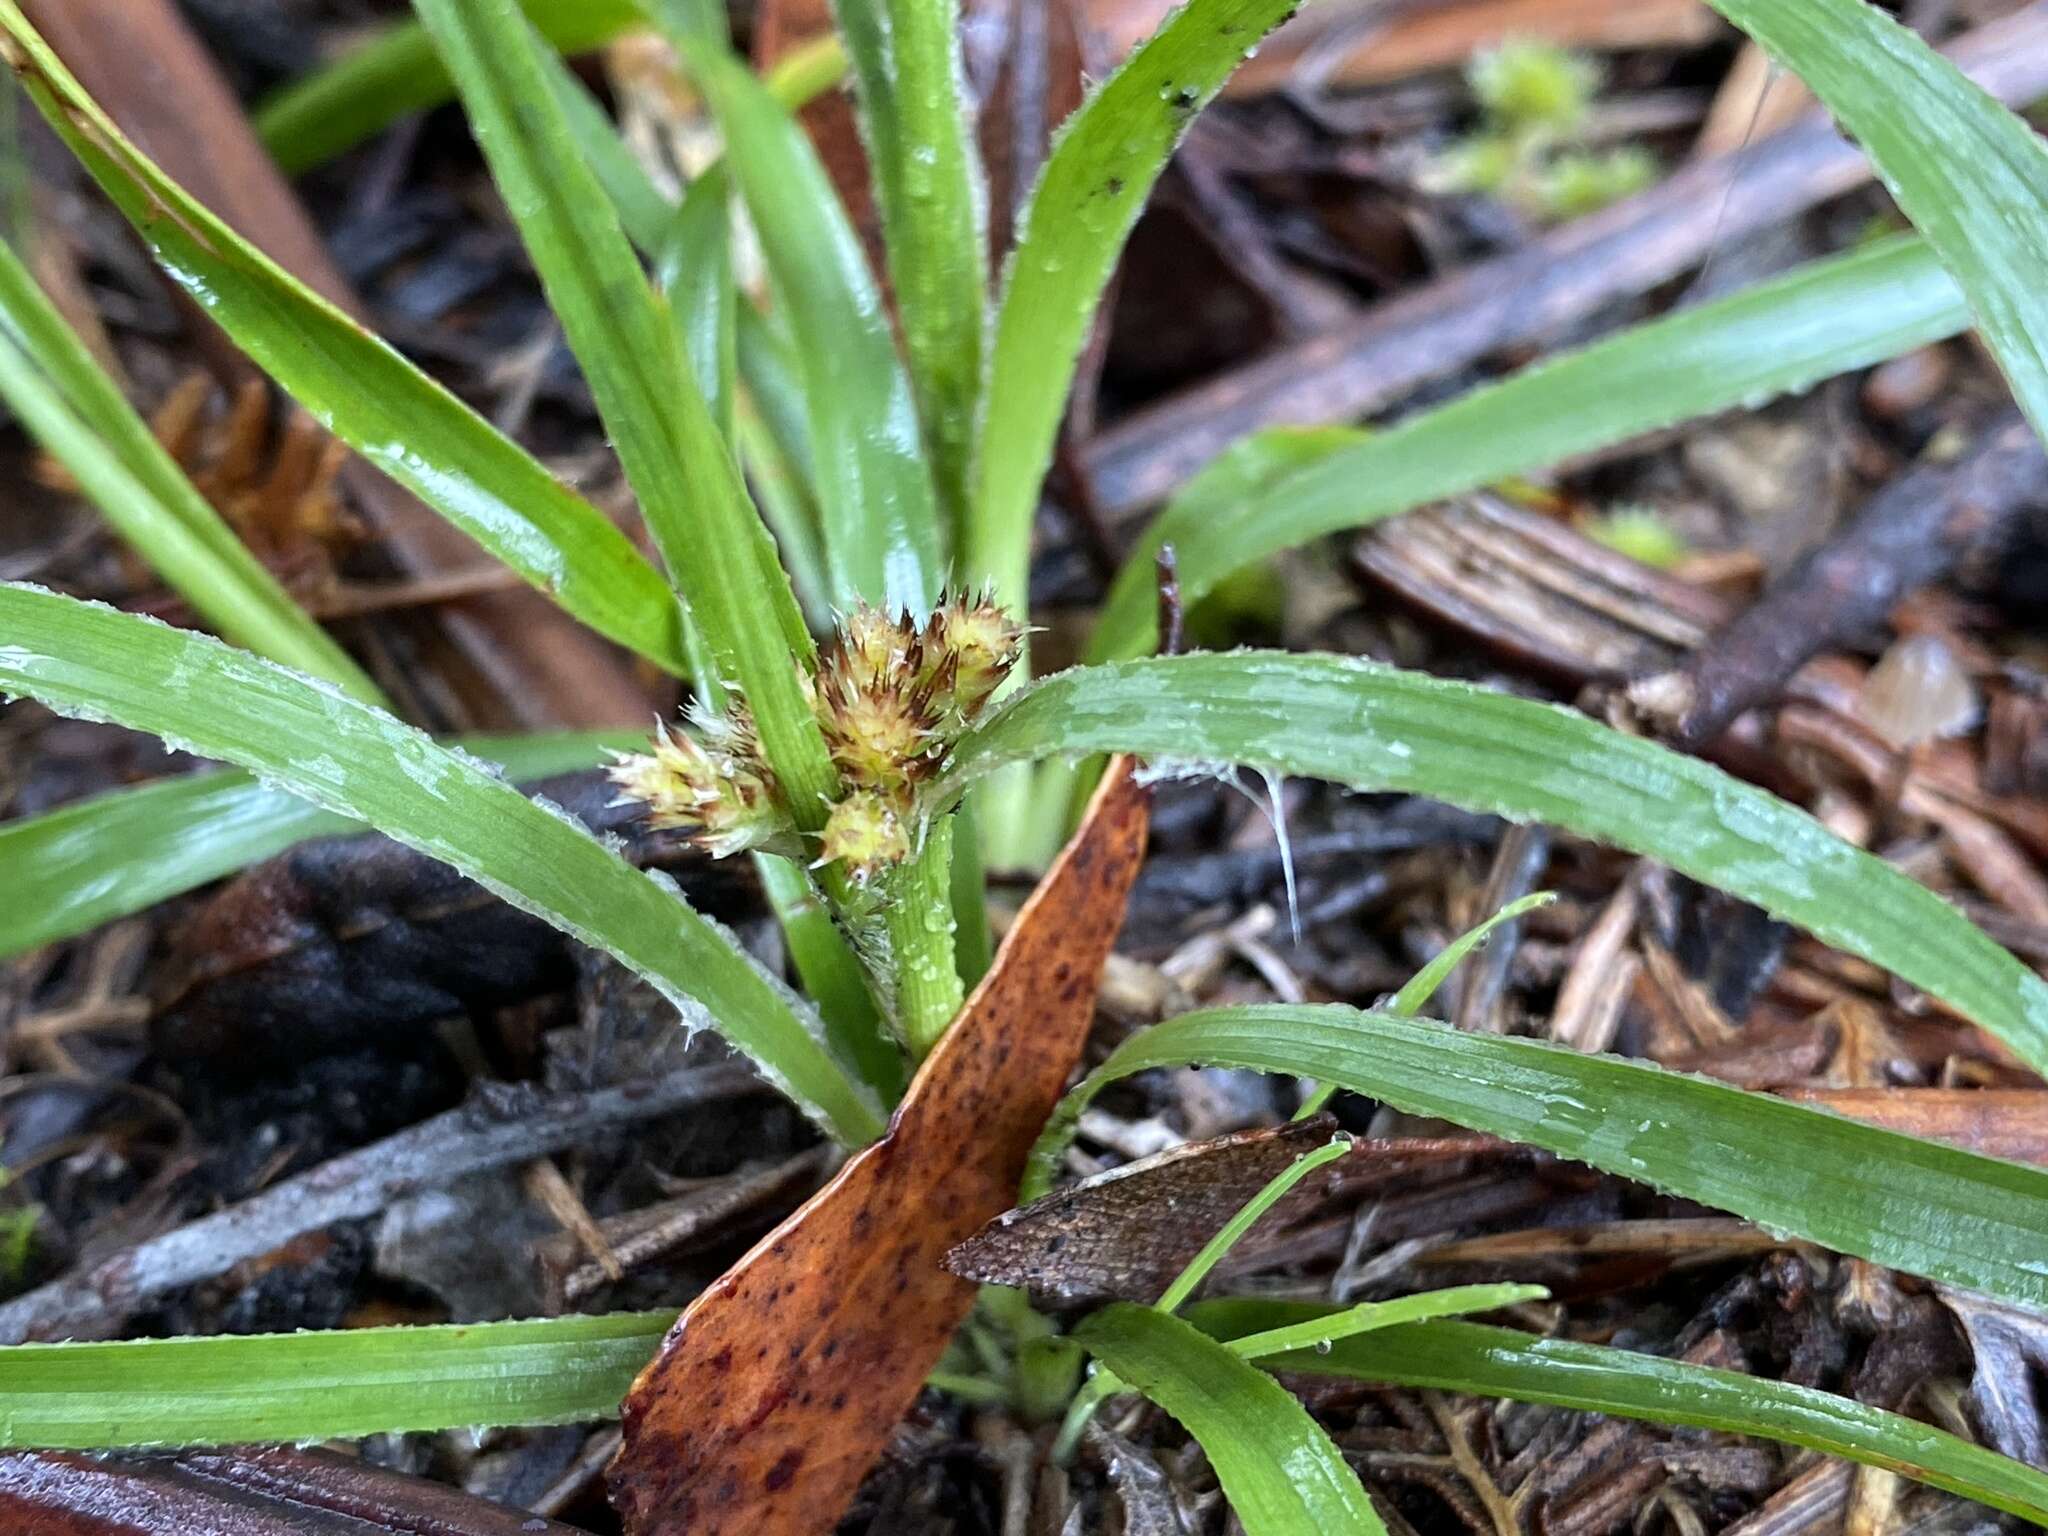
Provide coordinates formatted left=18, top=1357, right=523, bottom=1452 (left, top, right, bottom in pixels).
left=1158, top=1137, right=1352, bottom=1312
left=0, top=240, right=380, bottom=702
left=968, top=0, right=1303, bottom=624
left=1392, top=893, right=1555, bottom=1017
left=661, top=175, right=739, bottom=447
left=832, top=0, right=986, bottom=528
left=1075, top=1304, right=1385, bottom=1536
left=949, top=652, right=2048, bottom=1076
left=526, top=18, right=845, bottom=631
left=1035, top=1003, right=2048, bottom=1312
left=1294, top=891, right=1554, bottom=1122
left=14, top=1298, right=2038, bottom=1528
left=1052, top=1139, right=1436, bottom=1463
left=645, top=0, right=725, bottom=41
left=1091, top=234, right=1968, bottom=660
left=1701, top=0, right=2048, bottom=446
left=254, top=0, right=648, bottom=174
left=0, top=584, right=884, bottom=1145
left=0, top=1312, right=671, bottom=1449
left=0, top=731, right=635, bottom=960
left=0, top=4, right=692, bottom=678
left=1190, top=1305, right=2048, bottom=1527
left=1226, top=1285, right=1549, bottom=1361
left=535, top=32, right=678, bottom=256
left=663, top=25, right=945, bottom=610
left=411, top=0, right=837, bottom=821
left=532, top=18, right=853, bottom=266
left=737, top=391, right=832, bottom=629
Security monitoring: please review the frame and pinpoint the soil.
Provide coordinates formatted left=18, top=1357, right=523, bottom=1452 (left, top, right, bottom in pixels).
left=4, top=2, right=2046, bottom=1533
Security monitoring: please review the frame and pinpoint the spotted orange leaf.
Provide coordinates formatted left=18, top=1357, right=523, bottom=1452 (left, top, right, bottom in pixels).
left=607, top=761, right=1150, bottom=1535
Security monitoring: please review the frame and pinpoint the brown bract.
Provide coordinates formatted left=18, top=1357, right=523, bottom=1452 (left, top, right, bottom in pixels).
left=607, top=762, right=1151, bottom=1536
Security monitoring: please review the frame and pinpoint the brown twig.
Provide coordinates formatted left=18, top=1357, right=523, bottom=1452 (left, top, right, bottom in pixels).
left=1638, top=411, right=2048, bottom=747
left=0, top=1446, right=587, bottom=1535
left=1082, top=5, right=2048, bottom=519
left=0, top=1065, right=763, bottom=1343
left=1155, top=543, right=1185, bottom=658
left=551, top=1146, right=833, bottom=1305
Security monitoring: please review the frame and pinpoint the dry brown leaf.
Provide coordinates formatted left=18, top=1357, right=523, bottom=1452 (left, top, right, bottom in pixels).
left=946, top=1123, right=1524, bottom=1303
left=946, top=1117, right=1343, bottom=1303
left=607, top=762, right=1151, bottom=1536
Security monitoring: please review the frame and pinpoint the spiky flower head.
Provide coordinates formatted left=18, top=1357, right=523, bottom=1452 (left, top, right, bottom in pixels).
left=605, top=716, right=786, bottom=860
left=818, top=674, right=944, bottom=796
left=818, top=790, right=911, bottom=883
left=922, top=590, right=1024, bottom=724
left=835, top=603, right=914, bottom=693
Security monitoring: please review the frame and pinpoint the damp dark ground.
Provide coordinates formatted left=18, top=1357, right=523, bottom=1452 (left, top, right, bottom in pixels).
left=5, top=1, right=2048, bottom=1532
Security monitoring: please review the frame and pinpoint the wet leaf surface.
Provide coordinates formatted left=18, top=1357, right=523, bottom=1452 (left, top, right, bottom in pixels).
left=607, top=762, right=1149, bottom=1536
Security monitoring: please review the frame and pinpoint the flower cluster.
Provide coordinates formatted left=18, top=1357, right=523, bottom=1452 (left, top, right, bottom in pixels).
left=607, top=592, right=1023, bottom=882
left=605, top=706, right=788, bottom=861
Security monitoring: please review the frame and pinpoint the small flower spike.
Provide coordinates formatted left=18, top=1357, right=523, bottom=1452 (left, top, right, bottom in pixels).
left=609, top=596, right=1024, bottom=881
left=606, top=718, right=786, bottom=860
left=818, top=791, right=911, bottom=883
left=923, top=590, right=1023, bottom=725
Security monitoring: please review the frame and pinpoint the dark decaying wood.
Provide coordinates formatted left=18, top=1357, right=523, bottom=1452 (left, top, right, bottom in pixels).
left=1639, top=411, right=2048, bottom=747
left=0, top=1445, right=588, bottom=1534
left=0, top=1066, right=761, bottom=1344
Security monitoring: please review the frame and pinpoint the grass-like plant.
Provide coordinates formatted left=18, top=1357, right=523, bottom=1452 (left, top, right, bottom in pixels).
left=4, top=0, right=2048, bottom=1527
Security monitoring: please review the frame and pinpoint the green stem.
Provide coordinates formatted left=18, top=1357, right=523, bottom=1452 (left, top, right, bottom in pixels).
left=757, top=853, right=906, bottom=1105
left=890, top=816, right=965, bottom=1057
left=950, top=794, right=993, bottom=986
left=1052, top=1365, right=1122, bottom=1462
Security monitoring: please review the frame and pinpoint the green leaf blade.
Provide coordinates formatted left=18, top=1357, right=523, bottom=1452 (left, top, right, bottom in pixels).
left=1701, top=0, right=2048, bottom=446
left=665, top=28, right=945, bottom=610
left=411, top=0, right=835, bottom=816
left=0, top=584, right=883, bottom=1145
left=951, top=652, right=2048, bottom=1075
left=832, top=0, right=986, bottom=529
left=0, top=3, right=692, bottom=678
left=0, top=731, right=636, bottom=960
left=1075, top=1304, right=1385, bottom=1536
left=1227, top=1285, right=1549, bottom=1361
left=255, top=0, right=647, bottom=174
left=969, top=0, right=1300, bottom=618
left=1190, top=1307, right=2048, bottom=1527
left=0, top=1314, right=671, bottom=1449
left=1092, top=234, right=1969, bottom=660
left=1046, top=1003, right=2048, bottom=1311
